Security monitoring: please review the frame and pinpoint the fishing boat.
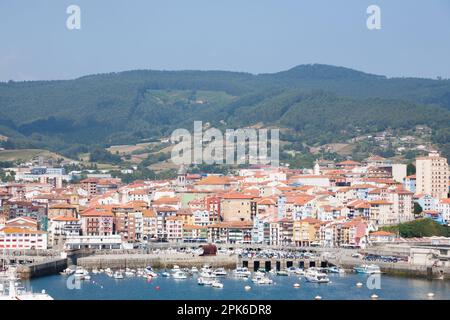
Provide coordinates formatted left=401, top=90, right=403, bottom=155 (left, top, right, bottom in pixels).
left=213, top=268, right=227, bottom=277
left=197, top=277, right=214, bottom=286
left=305, top=269, right=330, bottom=283
left=232, top=267, right=252, bottom=278
left=172, top=271, right=188, bottom=279
left=212, top=281, right=224, bottom=288
left=353, top=264, right=381, bottom=274
left=113, top=271, right=124, bottom=279
left=145, top=266, right=158, bottom=277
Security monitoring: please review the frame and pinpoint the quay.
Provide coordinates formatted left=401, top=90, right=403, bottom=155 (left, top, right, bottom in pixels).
left=77, top=253, right=236, bottom=270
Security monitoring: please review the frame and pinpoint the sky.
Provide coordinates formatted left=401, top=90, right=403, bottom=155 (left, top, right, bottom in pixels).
left=1, top=0, right=450, bottom=81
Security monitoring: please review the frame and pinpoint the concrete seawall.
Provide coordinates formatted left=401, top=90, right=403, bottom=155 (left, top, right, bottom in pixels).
left=17, top=258, right=68, bottom=279
left=77, top=254, right=236, bottom=270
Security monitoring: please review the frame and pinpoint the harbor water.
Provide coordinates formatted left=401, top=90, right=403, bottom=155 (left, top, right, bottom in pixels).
left=25, top=272, right=450, bottom=300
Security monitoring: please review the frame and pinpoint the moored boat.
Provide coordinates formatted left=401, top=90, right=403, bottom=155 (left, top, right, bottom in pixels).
left=353, top=264, right=381, bottom=274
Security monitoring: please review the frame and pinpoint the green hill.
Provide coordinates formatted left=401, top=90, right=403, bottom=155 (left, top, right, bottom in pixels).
left=0, top=64, right=449, bottom=160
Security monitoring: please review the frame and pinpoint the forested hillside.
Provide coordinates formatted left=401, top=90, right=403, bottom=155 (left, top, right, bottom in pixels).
left=0, top=64, right=449, bottom=160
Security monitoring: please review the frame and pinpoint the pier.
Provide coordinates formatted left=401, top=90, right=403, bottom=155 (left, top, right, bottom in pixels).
left=237, top=256, right=327, bottom=271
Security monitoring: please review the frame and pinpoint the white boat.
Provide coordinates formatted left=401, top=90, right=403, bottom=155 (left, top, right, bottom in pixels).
left=254, top=270, right=266, bottom=277
left=201, top=265, right=212, bottom=272
left=161, top=272, right=171, bottom=277
left=200, top=271, right=216, bottom=279
left=327, top=266, right=345, bottom=274
left=125, top=270, right=135, bottom=277
left=74, top=268, right=89, bottom=280
left=172, top=271, right=188, bottom=279
left=197, top=277, right=214, bottom=286
left=305, top=269, right=330, bottom=283
left=59, top=268, right=74, bottom=276
left=145, top=266, right=158, bottom=277
left=286, top=266, right=298, bottom=274
left=295, top=269, right=306, bottom=276
left=353, top=264, right=381, bottom=274
left=191, top=267, right=199, bottom=273
left=252, top=276, right=273, bottom=285
left=172, top=265, right=181, bottom=272
left=233, top=267, right=252, bottom=278
left=213, top=268, right=227, bottom=277
left=113, top=271, right=124, bottom=279
left=276, top=270, right=289, bottom=276
left=92, top=268, right=99, bottom=274
left=212, top=281, right=224, bottom=288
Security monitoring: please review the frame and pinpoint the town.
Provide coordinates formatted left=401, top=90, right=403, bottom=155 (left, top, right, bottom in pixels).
left=0, top=151, right=448, bottom=253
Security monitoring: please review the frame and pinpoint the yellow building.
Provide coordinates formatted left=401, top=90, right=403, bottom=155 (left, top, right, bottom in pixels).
left=293, top=218, right=320, bottom=246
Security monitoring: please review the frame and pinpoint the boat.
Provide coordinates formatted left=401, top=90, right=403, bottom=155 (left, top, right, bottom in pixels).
left=254, top=270, right=266, bottom=277
left=145, top=266, right=158, bottom=277
left=201, top=265, right=212, bottom=272
left=276, top=270, right=289, bottom=276
left=252, top=276, right=273, bottom=285
left=197, top=277, right=214, bottom=286
left=191, top=267, right=199, bottom=273
left=305, top=269, right=330, bottom=283
left=286, top=266, right=298, bottom=274
left=327, top=266, right=345, bottom=274
left=113, top=271, right=124, bottom=279
left=213, top=268, right=227, bottom=277
left=0, top=271, right=53, bottom=300
left=92, top=268, right=99, bottom=274
left=172, top=271, right=188, bottom=279
left=212, top=281, right=224, bottom=288
left=125, top=270, right=135, bottom=277
left=200, top=271, right=216, bottom=279
left=59, top=268, right=74, bottom=276
left=353, top=264, right=381, bottom=274
left=161, top=272, right=171, bottom=277
left=74, top=268, right=89, bottom=280
left=232, top=267, right=252, bottom=278
left=172, top=265, right=181, bottom=272
left=295, top=269, right=306, bottom=276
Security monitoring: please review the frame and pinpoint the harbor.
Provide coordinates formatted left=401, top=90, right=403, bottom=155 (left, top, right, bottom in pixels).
left=25, top=266, right=450, bottom=300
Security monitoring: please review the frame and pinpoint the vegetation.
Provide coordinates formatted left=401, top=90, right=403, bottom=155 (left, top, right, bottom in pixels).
left=381, top=219, right=450, bottom=237
left=1, top=64, right=450, bottom=162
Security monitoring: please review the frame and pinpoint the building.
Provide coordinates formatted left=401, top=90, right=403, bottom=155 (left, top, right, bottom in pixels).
left=416, top=152, right=449, bottom=199
left=48, top=216, right=81, bottom=248
left=369, top=230, right=396, bottom=243
left=80, top=207, right=114, bottom=236
left=0, top=227, right=48, bottom=250
left=293, top=218, right=320, bottom=246
left=64, top=235, right=123, bottom=250
left=220, top=193, right=257, bottom=222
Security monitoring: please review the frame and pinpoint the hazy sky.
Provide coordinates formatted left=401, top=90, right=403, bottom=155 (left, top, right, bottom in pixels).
left=1, top=0, right=450, bottom=81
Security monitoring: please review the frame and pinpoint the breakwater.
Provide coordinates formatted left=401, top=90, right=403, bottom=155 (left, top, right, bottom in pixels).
left=77, top=253, right=236, bottom=269
left=16, top=258, right=67, bottom=279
